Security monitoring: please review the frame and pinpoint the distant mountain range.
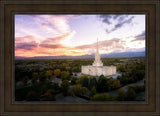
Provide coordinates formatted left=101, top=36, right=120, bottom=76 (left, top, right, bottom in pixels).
left=15, top=51, right=145, bottom=60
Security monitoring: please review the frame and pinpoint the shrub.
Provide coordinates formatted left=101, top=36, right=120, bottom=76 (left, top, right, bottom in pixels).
left=69, top=85, right=89, bottom=96
left=117, top=89, right=126, bottom=101
left=41, top=89, right=56, bottom=101
left=126, top=88, right=136, bottom=101
left=91, top=93, right=115, bottom=101
left=89, top=86, right=97, bottom=97
left=127, top=85, right=145, bottom=93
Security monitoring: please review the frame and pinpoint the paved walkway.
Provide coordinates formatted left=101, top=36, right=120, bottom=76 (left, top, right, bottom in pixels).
left=55, top=93, right=88, bottom=102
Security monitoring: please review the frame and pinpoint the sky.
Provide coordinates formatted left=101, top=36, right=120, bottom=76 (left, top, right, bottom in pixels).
left=15, top=14, right=145, bottom=57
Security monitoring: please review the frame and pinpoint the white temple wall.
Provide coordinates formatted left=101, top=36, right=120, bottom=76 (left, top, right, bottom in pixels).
left=97, top=67, right=103, bottom=76
left=81, top=65, right=116, bottom=77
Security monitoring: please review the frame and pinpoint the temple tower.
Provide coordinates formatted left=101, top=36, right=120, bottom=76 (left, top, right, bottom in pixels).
left=81, top=38, right=116, bottom=77
left=92, top=39, right=103, bottom=67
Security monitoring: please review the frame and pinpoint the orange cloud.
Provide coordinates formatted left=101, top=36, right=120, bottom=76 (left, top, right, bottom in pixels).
left=40, top=31, right=73, bottom=46
left=15, top=31, right=78, bottom=57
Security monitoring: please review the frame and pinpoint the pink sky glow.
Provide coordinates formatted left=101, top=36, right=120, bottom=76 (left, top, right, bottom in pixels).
left=15, top=14, right=145, bottom=57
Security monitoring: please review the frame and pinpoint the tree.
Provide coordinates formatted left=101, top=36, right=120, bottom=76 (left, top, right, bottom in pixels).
left=76, top=75, right=88, bottom=84
left=128, top=85, right=145, bottom=93
left=126, top=88, right=136, bottom=101
left=69, top=85, right=89, bottom=96
left=117, top=65, right=126, bottom=73
left=61, top=80, right=70, bottom=96
left=98, top=75, right=109, bottom=92
left=89, top=77, right=98, bottom=90
left=89, top=86, right=97, bottom=97
left=45, top=70, right=53, bottom=79
left=39, top=71, right=47, bottom=82
left=52, top=82, right=60, bottom=91
left=22, top=76, right=29, bottom=84
left=31, top=72, right=38, bottom=84
left=42, top=89, right=56, bottom=101
left=117, top=89, right=126, bottom=101
left=108, top=78, right=121, bottom=90
left=54, top=69, right=61, bottom=77
left=71, top=77, right=77, bottom=85
left=82, top=77, right=89, bottom=88
left=91, top=93, right=115, bottom=101
left=26, top=91, right=39, bottom=101
left=60, top=71, right=70, bottom=80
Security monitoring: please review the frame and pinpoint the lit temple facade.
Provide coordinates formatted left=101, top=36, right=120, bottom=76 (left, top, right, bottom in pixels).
left=81, top=39, right=116, bottom=76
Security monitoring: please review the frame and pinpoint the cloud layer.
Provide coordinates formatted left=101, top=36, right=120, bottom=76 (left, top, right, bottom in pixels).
left=99, top=15, right=135, bottom=33
left=15, top=15, right=145, bottom=57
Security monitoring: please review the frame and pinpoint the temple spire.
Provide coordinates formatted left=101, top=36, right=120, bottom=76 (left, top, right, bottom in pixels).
left=97, top=38, right=98, bottom=53
left=92, top=38, right=103, bottom=66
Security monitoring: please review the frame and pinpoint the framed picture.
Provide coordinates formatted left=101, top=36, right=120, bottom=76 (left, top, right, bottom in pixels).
left=0, top=0, right=160, bottom=116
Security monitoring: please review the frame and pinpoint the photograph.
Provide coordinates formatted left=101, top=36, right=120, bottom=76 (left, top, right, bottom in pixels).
left=15, top=14, right=146, bottom=102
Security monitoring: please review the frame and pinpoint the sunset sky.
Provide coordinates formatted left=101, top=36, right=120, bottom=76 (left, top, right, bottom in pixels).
left=15, top=14, right=145, bottom=57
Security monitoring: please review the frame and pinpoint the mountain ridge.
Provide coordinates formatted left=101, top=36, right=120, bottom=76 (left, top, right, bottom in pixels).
left=15, top=51, right=145, bottom=60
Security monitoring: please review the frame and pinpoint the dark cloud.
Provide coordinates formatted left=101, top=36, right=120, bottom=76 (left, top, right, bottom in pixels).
left=117, top=15, right=129, bottom=21
left=15, top=32, right=73, bottom=51
left=99, top=15, right=134, bottom=33
left=113, top=15, right=120, bottom=20
left=135, top=31, right=145, bottom=40
left=99, top=15, right=113, bottom=24
left=132, top=31, right=145, bottom=41
left=111, top=16, right=134, bottom=32
left=16, top=41, right=38, bottom=50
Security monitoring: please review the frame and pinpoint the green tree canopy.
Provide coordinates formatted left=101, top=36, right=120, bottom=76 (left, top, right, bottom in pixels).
left=45, top=70, right=53, bottom=79
left=61, top=80, right=70, bottom=96
left=54, top=69, right=61, bottom=77
left=91, top=93, right=115, bottom=101
left=82, top=77, right=89, bottom=88
left=89, top=86, right=97, bottom=97
left=60, top=71, right=70, bottom=80
left=126, top=88, right=136, bottom=101
left=76, top=75, right=88, bottom=84
left=108, top=78, right=121, bottom=90
left=71, top=77, right=77, bottom=85
left=98, top=75, right=109, bottom=92
left=117, top=88, right=126, bottom=101
left=69, top=85, right=89, bottom=96
left=42, top=89, right=56, bottom=101
left=89, top=77, right=98, bottom=90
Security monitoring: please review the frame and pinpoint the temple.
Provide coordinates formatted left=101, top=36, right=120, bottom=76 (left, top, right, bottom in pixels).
left=81, top=39, right=116, bottom=76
